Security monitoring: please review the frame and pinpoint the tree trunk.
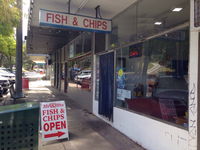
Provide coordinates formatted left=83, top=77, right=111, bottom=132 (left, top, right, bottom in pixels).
left=0, top=54, right=4, bottom=67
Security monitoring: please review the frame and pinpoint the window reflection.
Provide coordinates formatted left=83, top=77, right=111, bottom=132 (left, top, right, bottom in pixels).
left=68, top=56, right=92, bottom=91
left=110, top=0, right=189, bottom=49
left=115, top=28, right=189, bottom=127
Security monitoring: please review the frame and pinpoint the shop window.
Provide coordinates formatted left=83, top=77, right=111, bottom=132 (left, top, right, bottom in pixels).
left=95, top=33, right=106, bottom=53
left=69, top=43, right=75, bottom=58
left=83, top=32, right=92, bottom=53
left=75, top=35, right=83, bottom=56
left=115, top=28, right=189, bottom=127
left=67, top=56, right=92, bottom=91
left=110, top=4, right=137, bottom=48
left=110, top=0, right=189, bottom=48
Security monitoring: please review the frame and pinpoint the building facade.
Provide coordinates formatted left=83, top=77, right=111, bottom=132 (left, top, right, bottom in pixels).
left=27, top=0, right=200, bottom=150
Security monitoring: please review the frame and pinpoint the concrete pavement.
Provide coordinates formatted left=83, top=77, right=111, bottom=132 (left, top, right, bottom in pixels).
left=2, top=80, right=145, bottom=150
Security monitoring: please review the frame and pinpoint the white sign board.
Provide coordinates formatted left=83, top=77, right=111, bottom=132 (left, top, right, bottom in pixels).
left=40, top=101, right=69, bottom=141
left=117, top=89, right=131, bottom=101
left=39, top=9, right=112, bottom=33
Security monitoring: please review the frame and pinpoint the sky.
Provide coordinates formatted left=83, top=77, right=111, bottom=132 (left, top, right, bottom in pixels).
left=23, top=0, right=30, bottom=39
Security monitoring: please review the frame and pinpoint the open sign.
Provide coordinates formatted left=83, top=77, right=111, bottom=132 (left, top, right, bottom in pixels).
left=40, top=101, right=69, bottom=141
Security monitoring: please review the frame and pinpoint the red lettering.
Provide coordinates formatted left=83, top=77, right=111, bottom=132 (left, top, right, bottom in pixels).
left=56, top=122, right=61, bottom=129
left=61, top=114, right=64, bottom=120
left=46, top=13, right=53, bottom=22
left=43, top=110, right=47, bottom=115
left=43, top=116, right=47, bottom=122
left=61, top=15, right=68, bottom=24
left=42, top=114, right=64, bottom=122
left=89, top=19, right=95, bottom=28
left=52, top=14, right=55, bottom=23
left=50, top=122, right=55, bottom=130
left=48, top=115, right=53, bottom=121
left=43, top=121, right=67, bottom=131
left=55, top=14, right=61, bottom=23
left=43, top=123, right=49, bottom=131
left=83, top=19, right=89, bottom=27
left=61, top=121, right=66, bottom=129
left=130, top=51, right=139, bottom=57
left=97, top=21, right=102, bottom=29
left=102, top=21, right=107, bottom=30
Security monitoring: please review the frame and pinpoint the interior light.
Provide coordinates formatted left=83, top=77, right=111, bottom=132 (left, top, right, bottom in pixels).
left=172, top=8, right=183, bottom=12
left=154, top=22, right=162, bottom=25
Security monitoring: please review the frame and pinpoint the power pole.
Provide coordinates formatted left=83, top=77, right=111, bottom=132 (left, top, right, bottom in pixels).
left=15, top=0, right=24, bottom=98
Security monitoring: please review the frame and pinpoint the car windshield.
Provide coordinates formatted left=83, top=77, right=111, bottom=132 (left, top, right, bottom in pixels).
left=79, top=71, right=91, bottom=75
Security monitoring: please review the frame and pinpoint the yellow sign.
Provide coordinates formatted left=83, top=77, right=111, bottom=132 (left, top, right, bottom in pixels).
left=118, top=69, right=124, bottom=77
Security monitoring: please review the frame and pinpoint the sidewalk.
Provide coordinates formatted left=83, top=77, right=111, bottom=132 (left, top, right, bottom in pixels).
left=7, top=80, right=145, bottom=150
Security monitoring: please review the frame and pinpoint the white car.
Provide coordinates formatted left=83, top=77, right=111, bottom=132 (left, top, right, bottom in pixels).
left=0, top=68, right=15, bottom=84
left=74, top=70, right=91, bottom=84
left=0, top=76, right=10, bottom=95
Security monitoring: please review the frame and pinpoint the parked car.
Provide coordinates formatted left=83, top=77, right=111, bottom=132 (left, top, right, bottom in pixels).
left=0, top=68, right=15, bottom=84
left=74, top=70, right=91, bottom=84
left=0, top=76, right=10, bottom=96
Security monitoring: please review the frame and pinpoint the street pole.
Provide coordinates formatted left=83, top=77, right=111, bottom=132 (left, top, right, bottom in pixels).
left=15, top=0, right=24, bottom=99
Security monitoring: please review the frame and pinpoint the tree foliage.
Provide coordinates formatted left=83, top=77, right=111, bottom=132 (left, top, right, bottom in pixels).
left=0, top=0, right=20, bottom=35
left=0, top=0, right=20, bottom=68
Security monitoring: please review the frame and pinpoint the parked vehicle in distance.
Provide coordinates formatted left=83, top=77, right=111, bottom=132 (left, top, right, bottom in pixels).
left=74, top=70, right=91, bottom=84
left=0, top=68, right=15, bottom=84
left=0, top=76, right=10, bottom=96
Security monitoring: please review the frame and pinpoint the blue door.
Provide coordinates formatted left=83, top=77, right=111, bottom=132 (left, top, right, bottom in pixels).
left=99, top=52, right=114, bottom=120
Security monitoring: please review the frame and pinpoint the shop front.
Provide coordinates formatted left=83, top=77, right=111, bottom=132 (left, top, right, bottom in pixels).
left=92, top=0, right=196, bottom=150
left=27, top=0, right=200, bottom=149
left=50, top=32, right=93, bottom=112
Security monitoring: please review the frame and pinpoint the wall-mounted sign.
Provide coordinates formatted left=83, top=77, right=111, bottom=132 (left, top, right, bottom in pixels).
left=40, top=101, right=69, bottom=141
left=117, top=88, right=131, bottom=101
left=129, top=43, right=142, bottom=58
left=39, top=9, right=112, bottom=33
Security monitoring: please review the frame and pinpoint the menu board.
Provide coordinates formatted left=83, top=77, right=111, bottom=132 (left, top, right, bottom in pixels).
left=117, top=88, right=131, bottom=101
left=129, top=43, right=142, bottom=58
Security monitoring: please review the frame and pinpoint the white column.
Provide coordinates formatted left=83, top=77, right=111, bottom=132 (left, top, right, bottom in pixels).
left=189, top=0, right=199, bottom=149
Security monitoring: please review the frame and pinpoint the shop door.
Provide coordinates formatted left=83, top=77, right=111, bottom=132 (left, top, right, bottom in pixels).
left=99, top=52, right=114, bottom=120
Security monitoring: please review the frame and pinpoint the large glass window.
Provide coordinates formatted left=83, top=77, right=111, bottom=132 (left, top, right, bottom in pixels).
left=75, top=35, right=83, bottom=56
left=83, top=32, right=92, bottom=53
left=110, top=0, right=189, bottom=49
left=115, top=28, right=189, bottom=127
left=67, top=56, right=92, bottom=91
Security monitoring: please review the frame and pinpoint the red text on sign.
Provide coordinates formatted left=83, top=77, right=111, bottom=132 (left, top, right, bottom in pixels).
left=83, top=19, right=107, bottom=30
left=43, top=120, right=67, bottom=131
left=46, top=13, right=68, bottom=24
left=43, top=109, right=59, bottom=115
left=43, top=114, right=64, bottom=122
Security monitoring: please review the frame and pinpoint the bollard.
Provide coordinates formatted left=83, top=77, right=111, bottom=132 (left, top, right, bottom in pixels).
left=22, top=77, right=29, bottom=89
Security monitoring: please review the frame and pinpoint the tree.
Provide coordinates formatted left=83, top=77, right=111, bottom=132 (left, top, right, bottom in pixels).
left=0, top=35, right=16, bottom=68
left=0, top=0, right=20, bottom=36
left=0, top=0, right=20, bottom=68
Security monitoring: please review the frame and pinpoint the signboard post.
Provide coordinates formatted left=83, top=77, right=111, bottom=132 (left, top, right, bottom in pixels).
left=39, top=9, right=112, bottom=33
left=40, top=101, right=69, bottom=141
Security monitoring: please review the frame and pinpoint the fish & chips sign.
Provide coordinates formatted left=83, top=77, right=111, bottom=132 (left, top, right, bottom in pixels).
left=39, top=9, right=112, bottom=33
left=40, top=101, right=69, bottom=141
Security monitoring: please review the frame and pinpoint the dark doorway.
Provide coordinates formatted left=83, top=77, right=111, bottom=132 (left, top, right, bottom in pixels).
left=64, top=62, right=68, bottom=93
left=98, top=52, right=114, bottom=120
